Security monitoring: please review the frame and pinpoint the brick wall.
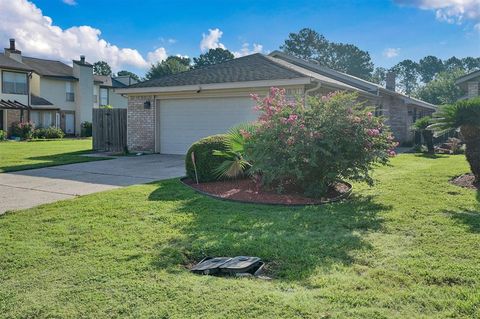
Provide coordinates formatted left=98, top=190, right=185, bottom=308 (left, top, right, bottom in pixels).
left=127, top=95, right=156, bottom=152
left=467, top=81, right=479, bottom=99
left=5, top=109, right=22, bottom=136
left=381, top=95, right=409, bottom=144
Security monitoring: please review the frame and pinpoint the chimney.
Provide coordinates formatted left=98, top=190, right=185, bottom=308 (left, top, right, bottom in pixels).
left=80, top=55, right=85, bottom=64
left=5, top=38, right=22, bottom=62
left=386, top=71, right=396, bottom=91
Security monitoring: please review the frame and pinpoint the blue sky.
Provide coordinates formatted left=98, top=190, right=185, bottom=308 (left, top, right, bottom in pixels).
left=2, top=0, right=479, bottom=75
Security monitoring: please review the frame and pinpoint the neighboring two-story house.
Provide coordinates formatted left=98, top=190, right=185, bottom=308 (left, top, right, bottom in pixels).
left=456, top=70, right=480, bottom=99
left=0, top=39, right=134, bottom=136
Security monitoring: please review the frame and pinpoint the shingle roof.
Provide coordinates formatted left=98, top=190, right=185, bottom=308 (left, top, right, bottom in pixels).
left=129, top=54, right=306, bottom=88
left=94, top=75, right=127, bottom=88
left=455, top=69, right=480, bottom=85
left=22, top=56, right=75, bottom=79
left=30, top=94, right=53, bottom=106
left=0, top=53, right=33, bottom=72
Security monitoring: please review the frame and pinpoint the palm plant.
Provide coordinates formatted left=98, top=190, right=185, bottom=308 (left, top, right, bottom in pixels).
left=412, top=116, right=434, bottom=154
left=430, top=97, right=480, bottom=183
left=212, top=123, right=256, bottom=179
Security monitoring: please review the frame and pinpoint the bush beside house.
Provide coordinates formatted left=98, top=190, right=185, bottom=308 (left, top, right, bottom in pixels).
left=185, top=134, right=228, bottom=182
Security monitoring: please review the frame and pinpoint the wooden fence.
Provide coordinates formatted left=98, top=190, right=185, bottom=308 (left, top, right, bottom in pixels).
left=92, top=108, right=127, bottom=152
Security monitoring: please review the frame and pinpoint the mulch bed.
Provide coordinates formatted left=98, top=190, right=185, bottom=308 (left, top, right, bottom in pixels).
left=182, top=178, right=351, bottom=205
left=450, top=174, right=479, bottom=190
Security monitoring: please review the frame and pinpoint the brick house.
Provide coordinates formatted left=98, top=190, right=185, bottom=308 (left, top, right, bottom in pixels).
left=117, top=51, right=436, bottom=154
left=456, top=70, right=480, bottom=100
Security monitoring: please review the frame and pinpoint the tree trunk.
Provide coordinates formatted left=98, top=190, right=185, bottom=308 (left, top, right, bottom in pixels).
left=422, top=130, right=435, bottom=154
left=461, top=125, right=480, bottom=183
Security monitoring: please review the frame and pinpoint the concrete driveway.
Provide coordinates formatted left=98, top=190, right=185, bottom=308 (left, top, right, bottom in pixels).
left=0, top=154, right=184, bottom=214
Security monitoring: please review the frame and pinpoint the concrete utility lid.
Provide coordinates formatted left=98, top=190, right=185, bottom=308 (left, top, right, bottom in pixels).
left=191, top=256, right=265, bottom=276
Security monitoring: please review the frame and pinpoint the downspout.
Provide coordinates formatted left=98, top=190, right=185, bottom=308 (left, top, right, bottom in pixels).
left=303, top=80, right=321, bottom=107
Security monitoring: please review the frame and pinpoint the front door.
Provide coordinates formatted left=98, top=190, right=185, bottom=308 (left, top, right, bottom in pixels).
left=0, top=110, right=4, bottom=131
left=65, top=113, right=74, bottom=134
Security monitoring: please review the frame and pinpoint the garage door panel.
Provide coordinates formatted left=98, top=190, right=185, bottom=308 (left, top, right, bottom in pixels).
left=159, top=97, right=257, bottom=155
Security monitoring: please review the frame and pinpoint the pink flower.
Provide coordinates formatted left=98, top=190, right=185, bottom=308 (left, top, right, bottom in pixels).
left=388, top=150, right=396, bottom=157
left=239, top=129, right=252, bottom=139
left=287, top=114, right=298, bottom=123
left=250, top=93, right=259, bottom=102
left=367, top=129, right=380, bottom=137
left=367, top=112, right=373, bottom=118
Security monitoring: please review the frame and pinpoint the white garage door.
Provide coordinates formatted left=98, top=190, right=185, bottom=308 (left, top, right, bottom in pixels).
left=158, top=97, right=258, bottom=155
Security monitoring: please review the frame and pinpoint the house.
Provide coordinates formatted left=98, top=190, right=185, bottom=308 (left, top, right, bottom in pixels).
left=117, top=51, right=436, bottom=155
left=455, top=70, right=480, bottom=99
left=0, top=39, right=134, bottom=136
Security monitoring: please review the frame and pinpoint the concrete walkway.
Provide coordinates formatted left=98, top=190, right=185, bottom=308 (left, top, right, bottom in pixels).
left=0, top=154, right=184, bottom=214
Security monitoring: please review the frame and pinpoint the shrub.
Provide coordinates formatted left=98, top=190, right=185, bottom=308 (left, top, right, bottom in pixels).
left=0, top=129, right=6, bottom=141
left=185, top=134, right=228, bottom=182
left=246, top=88, right=398, bottom=197
left=81, top=121, right=92, bottom=137
left=431, top=97, right=480, bottom=182
left=11, top=121, right=35, bottom=140
left=412, top=116, right=434, bottom=154
left=213, top=124, right=256, bottom=179
left=33, top=127, right=65, bottom=139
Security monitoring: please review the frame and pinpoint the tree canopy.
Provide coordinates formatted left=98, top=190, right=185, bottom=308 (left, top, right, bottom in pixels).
left=145, top=56, right=191, bottom=80
left=281, top=28, right=374, bottom=80
left=414, top=69, right=465, bottom=105
left=93, top=61, right=112, bottom=76
left=193, top=48, right=234, bottom=68
left=117, top=70, right=140, bottom=82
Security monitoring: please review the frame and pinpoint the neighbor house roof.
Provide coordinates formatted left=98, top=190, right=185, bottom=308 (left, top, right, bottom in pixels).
left=94, top=75, right=128, bottom=88
left=30, top=94, right=53, bottom=106
left=268, top=51, right=436, bottom=110
left=455, top=69, right=480, bottom=85
left=128, top=54, right=307, bottom=88
left=22, top=56, right=76, bottom=80
left=0, top=53, right=33, bottom=72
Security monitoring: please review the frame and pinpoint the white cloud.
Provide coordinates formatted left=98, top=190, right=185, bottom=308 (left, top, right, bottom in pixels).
left=62, top=0, right=77, bottom=5
left=0, top=0, right=170, bottom=71
left=396, top=0, right=480, bottom=31
left=383, top=47, right=400, bottom=58
left=146, top=48, right=168, bottom=65
left=233, top=43, right=264, bottom=57
left=200, top=28, right=225, bottom=52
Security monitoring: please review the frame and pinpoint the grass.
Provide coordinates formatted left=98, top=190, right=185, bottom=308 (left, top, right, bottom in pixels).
left=0, top=138, right=107, bottom=172
left=0, top=154, right=479, bottom=318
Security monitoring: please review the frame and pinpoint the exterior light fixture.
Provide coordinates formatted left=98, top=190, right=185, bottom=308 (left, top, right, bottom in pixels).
left=144, top=101, right=151, bottom=109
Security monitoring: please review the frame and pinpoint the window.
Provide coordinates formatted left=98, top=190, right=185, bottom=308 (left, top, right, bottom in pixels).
left=93, top=86, right=98, bottom=104
left=30, top=111, right=40, bottom=127
left=30, top=111, right=54, bottom=128
left=66, top=82, right=74, bottom=101
left=100, top=88, right=109, bottom=106
left=2, top=71, right=27, bottom=95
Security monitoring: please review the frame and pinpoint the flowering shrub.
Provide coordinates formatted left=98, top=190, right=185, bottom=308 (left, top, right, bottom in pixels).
left=246, top=88, right=398, bottom=197
left=11, top=121, right=35, bottom=140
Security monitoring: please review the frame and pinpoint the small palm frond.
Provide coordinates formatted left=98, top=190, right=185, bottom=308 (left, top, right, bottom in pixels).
left=429, top=98, right=480, bottom=136
left=211, top=123, right=256, bottom=180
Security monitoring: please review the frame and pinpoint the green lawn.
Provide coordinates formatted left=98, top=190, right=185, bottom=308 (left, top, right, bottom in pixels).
left=0, top=154, right=479, bottom=318
left=0, top=139, right=106, bottom=172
